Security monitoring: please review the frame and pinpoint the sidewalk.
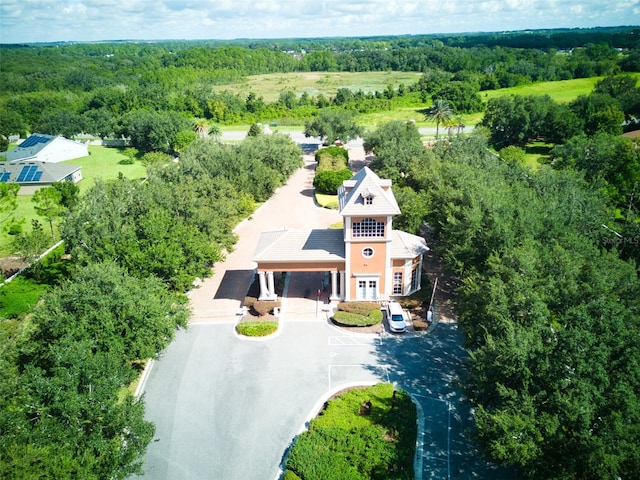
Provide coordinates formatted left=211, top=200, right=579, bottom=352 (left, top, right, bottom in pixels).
left=188, top=149, right=345, bottom=323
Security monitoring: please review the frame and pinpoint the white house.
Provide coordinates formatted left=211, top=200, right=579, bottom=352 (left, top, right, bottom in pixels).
left=0, top=133, right=88, bottom=164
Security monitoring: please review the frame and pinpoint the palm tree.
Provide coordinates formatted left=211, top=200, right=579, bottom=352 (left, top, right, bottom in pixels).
left=193, top=118, right=209, bottom=139
left=208, top=123, right=222, bottom=140
left=426, top=99, right=453, bottom=139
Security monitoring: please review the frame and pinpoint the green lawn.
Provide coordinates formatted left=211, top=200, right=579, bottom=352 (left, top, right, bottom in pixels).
left=1, top=146, right=147, bottom=256
left=481, top=77, right=605, bottom=104
left=64, top=145, right=148, bottom=194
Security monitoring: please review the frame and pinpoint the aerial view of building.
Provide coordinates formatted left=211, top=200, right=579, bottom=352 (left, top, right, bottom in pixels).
left=253, top=166, right=428, bottom=301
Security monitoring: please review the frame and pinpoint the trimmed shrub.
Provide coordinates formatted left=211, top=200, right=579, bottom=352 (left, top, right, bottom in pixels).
left=338, top=301, right=380, bottom=316
left=332, top=309, right=382, bottom=327
left=252, top=300, right=281, bottom=316
left=313, top=168, right=353, bottom=194
left=315, top=145, right=349, bottom=170
left=235, top=321, right=278, bottom=337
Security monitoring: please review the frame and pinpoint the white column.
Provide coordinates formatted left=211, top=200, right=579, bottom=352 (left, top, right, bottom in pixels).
left=258, top=271, right=269, bottom=300
left=340, top=270, right=346, bottom=300
left=267, top=271, right=276, bottom=299
left=330, top=270, right=338, bottom=300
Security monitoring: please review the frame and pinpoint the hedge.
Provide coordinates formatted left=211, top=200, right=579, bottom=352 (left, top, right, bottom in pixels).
left=235, top=321, right=278, bottom=337
left=313, top=168, right=354, bottom=194
left=285, top=383, right=417, bottom=480
left=332, top=309, right=382, bottom=327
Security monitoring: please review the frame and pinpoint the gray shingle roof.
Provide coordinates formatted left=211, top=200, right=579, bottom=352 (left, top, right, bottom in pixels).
left=391, top=230, right=430, bottom=259
left=338, top=166, right=400, bottom=216
left=0, top=161, right=81, bottom=185
left=253, top=228, right=346, bottom=263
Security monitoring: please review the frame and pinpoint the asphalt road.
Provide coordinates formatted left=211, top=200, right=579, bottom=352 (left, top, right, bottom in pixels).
left=135, top=319, right=513, bottom=480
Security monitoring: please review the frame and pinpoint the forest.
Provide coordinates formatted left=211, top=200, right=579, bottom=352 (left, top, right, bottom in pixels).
left=1, top=26, right=639, bottom=479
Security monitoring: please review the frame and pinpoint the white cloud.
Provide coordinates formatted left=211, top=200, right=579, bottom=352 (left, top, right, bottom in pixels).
left=0, top=0, right=636, bottom=43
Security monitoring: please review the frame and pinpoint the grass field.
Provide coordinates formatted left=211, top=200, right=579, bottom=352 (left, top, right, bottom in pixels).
left=213, top=71, right=424, bottom=103
left=1, top=146, right=147, bottom=257
left=213, top=72, right=620, bottom=130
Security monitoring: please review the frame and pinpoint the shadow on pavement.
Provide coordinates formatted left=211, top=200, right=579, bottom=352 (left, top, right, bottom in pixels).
left=366, top=324, right=516, bottom=480
left=213, top=269, right=254, bottom=301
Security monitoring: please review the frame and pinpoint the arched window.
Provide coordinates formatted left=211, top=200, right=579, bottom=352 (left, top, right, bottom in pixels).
left=352, top=218, right=385, bottom=237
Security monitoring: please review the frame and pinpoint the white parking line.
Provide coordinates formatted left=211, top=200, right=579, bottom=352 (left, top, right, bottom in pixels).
left=328, top=335, right=381, bottom=346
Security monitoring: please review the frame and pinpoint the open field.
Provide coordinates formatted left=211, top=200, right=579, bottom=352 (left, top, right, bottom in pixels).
left=63, top=145, right=147, bottom=194
left=212, top=71, right=424, bottom=102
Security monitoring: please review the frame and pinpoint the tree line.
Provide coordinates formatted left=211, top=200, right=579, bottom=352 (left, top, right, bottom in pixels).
left=0, top=133, right=302, bottom=478
left=364, top=122, right=640, bottom=479
left=1, top=27, right=638, bottom=146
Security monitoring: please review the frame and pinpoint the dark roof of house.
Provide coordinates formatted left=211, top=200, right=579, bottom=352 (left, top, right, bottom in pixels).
left=0, top=161, right=81, bottom=185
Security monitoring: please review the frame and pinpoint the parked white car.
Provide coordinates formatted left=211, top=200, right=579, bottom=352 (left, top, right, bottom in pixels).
left=385, top=300, right=407, bottom=333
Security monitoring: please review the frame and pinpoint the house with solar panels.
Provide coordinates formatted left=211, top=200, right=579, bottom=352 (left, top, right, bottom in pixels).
left=252, top=166, right=428, bottom=302
left=1, top=133, right=88, bottom=164
left=0, top=162, right=83, bottom=195
left=0, top=134, right=85, bottom=194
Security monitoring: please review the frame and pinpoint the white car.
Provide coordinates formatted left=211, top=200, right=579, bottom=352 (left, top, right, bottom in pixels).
left=385, top=300, right=407, bottom=333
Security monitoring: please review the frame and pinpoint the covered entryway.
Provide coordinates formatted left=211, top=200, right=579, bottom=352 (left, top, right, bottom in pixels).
left=253, top=228, right=347, bottom=302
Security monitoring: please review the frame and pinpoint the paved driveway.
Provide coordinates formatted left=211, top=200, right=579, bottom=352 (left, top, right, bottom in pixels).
left=134, top=141, right=513, bottom=479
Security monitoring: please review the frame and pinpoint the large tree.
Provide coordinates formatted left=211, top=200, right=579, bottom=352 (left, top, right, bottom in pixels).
left=304, top=108, right=363, bottom=145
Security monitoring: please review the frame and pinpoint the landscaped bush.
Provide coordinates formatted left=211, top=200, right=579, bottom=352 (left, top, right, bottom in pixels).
left=252, top=299, right=281, bottom=316
left=338, top=301, right=381, bottom=316
left=315, top=145, right=349, bottom=170
left=313, top=168, right=354, bottom=194
left=235, top=321, right=278, bottom=337
left=285, top=383, right=417, bottom=480
left=333, top=309, right=382, bottom=327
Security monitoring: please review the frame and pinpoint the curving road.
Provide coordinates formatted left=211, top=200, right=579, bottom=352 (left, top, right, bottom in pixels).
left=132, top=141, right=513, bottom=480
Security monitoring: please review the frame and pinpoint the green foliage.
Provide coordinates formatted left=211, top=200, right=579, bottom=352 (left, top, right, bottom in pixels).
left=32, top=187, right=65, bottom=241
left=551, top=133, right=640, bottom=211
left=51, top=181, right=80, bottom=209
left=313, top=168, right=353, bottom=194
left=0, top=261, right=180, bottom=480
left=0, top=183, right=19, bottom=223
left=315, top=145, right=349, bottom=168
left=26, top=262, right=189, bottom=363
left=333, top=309, right=383, bottom=327
left=338, top=301, right=381, bottom=316
left=304, top=109, right=363, bottom=145
left=235, top=321, right=278, bottom=337
left=285, top=383, right=416, bottom=480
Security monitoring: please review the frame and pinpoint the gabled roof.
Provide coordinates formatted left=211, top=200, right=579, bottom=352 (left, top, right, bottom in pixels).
left=253, top=228, right=345, bottom=263
left=0, top=134, right=86, bottom=163
left=338, top=166, right=400, bottom=216
left=391, top=230, right=429, bottom=259
left=0, top=161, right=81, bottom=184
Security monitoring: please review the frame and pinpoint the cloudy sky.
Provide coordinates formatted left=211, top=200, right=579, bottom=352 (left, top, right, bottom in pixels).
left=1, top=0, right=638, bottom=44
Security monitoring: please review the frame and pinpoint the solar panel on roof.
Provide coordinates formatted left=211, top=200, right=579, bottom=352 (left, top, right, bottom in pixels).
left=0, top=172, right=10, bottom=182
left=16, top=166, right=30, bottom=182
left=24, top=166, right=38, bottom=181
left=19, top=135, right=50, bottom=149
left=33, top=171, right=43, bottom=181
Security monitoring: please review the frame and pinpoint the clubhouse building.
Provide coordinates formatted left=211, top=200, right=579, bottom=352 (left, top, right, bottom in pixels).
left=253, top=166, right=428, bottom=302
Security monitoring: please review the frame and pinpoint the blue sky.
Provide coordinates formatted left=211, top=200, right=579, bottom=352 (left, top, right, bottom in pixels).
left=1, top=0, right=638, bottom=44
